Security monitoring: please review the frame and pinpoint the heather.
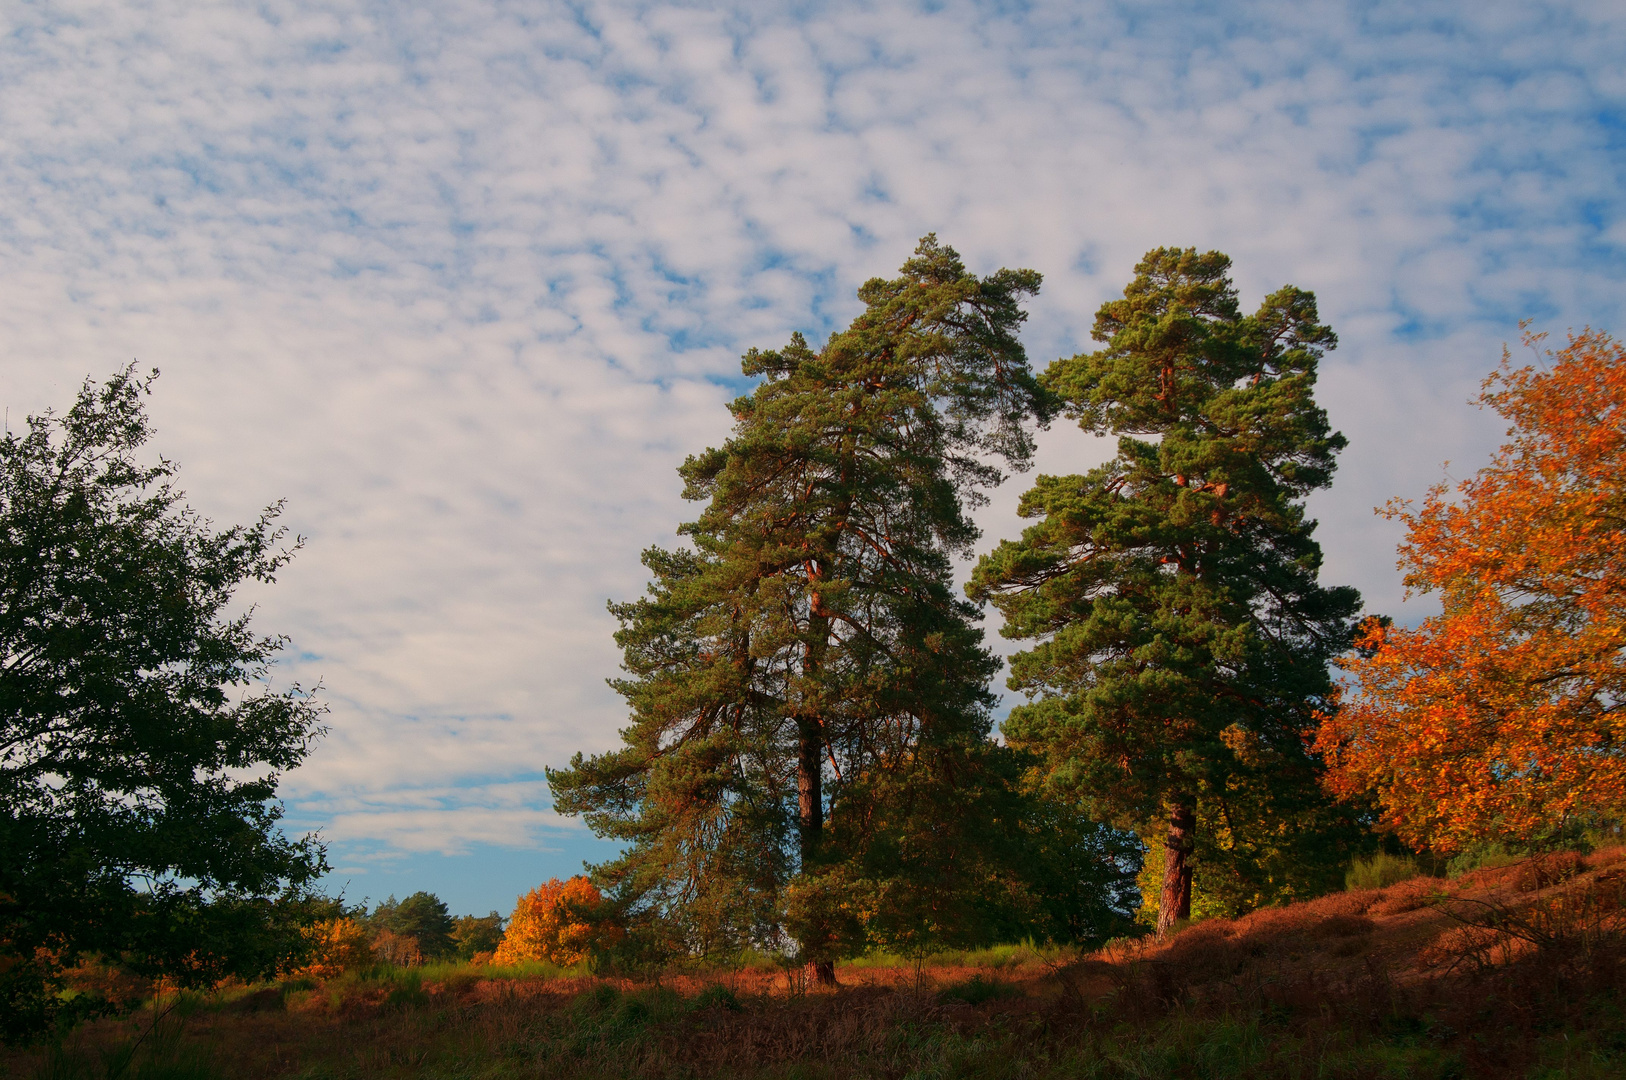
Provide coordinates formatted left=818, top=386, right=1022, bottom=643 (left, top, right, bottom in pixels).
left=10, top=847, right=1626, bottom=1079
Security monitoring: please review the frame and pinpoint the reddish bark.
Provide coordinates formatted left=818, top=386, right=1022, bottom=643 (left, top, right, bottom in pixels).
left=1157, top=798, right=1196, bottom=937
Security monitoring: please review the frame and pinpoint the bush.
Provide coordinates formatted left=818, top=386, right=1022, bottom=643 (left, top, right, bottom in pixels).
left=938, top=974, right=1022, bottom=1005
left=288, top=917, right=372, bottom=980
left=690, top=984, right=743, bottom=1012
left=1446, top=842, right=1526, bottom=878
left=1345, top=852, right=1423, bottom=891
left=494, top=877, right=620, bottom=965
left=382, top=970, right=430, bottom=1010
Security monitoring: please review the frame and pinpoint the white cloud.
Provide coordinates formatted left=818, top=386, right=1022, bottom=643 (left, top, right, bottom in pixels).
left=291, top=779, right=581, bottom=857
left=0, top=0, right=1622, bottom=895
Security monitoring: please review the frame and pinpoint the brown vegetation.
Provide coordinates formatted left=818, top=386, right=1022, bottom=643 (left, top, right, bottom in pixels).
left=9, top=847, right=1626, bottom=1079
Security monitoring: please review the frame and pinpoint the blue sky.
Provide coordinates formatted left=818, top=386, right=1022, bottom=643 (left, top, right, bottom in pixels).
left=2, top=0, right=1623, bottom=917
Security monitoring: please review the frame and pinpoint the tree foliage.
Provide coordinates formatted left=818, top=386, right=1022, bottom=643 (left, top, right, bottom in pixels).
left=1322, top=330, right=1626, bottom=853
left=494, top=876, right=617, bottom=966
left=0, top=368, right=326, bottom=1041
left=452, top=911, right=507, bottom=960
left=548, top=237, right=1079, bottom=968
left=369, top=891, right=456, bottom=962
left=970, top=248, right=1364, bottom=934
left=787, top=744, right=1141, bottom=961
left=290, top=916, right=373, bottom=980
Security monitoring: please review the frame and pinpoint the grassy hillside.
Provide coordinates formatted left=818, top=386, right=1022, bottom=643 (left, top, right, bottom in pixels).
left=9, top=848, right=1626, bottom=1079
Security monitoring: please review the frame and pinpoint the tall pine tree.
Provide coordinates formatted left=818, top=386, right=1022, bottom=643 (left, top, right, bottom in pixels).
left=969, top=249, right=1363, bottom=935
left=549, top=237, right=1059, bottom=976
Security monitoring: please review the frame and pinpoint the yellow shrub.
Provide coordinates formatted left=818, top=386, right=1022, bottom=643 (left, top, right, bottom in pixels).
left=493, top=876, right=617, bottom=965
left=291, top=917, right=373, bottom=980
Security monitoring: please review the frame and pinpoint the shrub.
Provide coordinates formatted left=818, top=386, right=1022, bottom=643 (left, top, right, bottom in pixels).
left=939, top=974, right=1022, bottom=1005
left=289, top=917, right=373, bottom=980
left=382, top=970, right=430, bottom=1010
left=58, top=954, right=152, bottom=1012
left=690, top=984, right=743, bottom=1012
left=1446, top=842, right=1524, bottom=878
left=493, top=877, right=620, bottom=965
left=1345, top=852, right=1423, bottom=891
left=1515, top=851, right=1585, bottom=892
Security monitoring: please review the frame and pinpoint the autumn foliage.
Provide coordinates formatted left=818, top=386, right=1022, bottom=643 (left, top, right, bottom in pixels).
left=289, top=917, right=373, bottom=980
left=492, top=877, right=616, bottom=966
left=1322, top=330, right=1626, bottom=852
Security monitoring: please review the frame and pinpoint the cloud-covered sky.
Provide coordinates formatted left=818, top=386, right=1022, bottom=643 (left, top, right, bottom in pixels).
left=3, top=0, right=1622, bottom=915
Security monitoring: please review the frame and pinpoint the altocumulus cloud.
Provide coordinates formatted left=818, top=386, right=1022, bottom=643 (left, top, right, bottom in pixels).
left=0, top=0, right=1622, bottom=910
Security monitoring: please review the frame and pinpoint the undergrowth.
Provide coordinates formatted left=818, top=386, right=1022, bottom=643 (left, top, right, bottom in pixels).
left=1346, top=850, right=1427, bottom=890
left=17, top=956, right=1625, bottom=1080
left=17, top=853, right=1626, bottom=1080
left=844, top=940, right=1062, bottom=970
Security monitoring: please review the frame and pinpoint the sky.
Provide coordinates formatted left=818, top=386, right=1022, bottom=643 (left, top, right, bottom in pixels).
left=2, top=0, right=1623, bottom=917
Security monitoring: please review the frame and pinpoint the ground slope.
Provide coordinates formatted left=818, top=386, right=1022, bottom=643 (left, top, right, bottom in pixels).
left=8, top=849, right=1626, bottom=1079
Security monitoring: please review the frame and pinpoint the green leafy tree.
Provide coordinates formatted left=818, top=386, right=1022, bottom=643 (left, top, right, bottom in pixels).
left=370, top=891, right=457, bottom=961
left=549, top=236, right=1059, bottom=980
left=452, top=911, right=506, bottom=959
left=790, top=743, right=1141, bottom=964
left=1133, top=765, right=1366, bottom=927
left=970, top=249, right=1363, bottom=936
left=0, top=369, right=326, bottom=1041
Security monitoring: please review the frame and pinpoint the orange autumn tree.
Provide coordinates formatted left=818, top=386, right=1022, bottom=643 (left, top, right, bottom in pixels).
left=492, top=876, right=617, bottom=966
left=289, top=917, right=373, bottom=980
left=1321, top=330, right=1626, bottom=852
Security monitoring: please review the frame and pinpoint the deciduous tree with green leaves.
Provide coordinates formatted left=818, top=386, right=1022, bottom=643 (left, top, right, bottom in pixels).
left=452, top=910, right=507, bottom=960
left=969, top=248, right=1364, bottom=936
left=0, top=369, right=326, bottom=1041
left=548, top=237, right=1075, bottom=979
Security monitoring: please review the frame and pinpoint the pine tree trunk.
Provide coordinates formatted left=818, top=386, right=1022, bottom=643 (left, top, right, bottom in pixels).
left=798, top=715, right=837, bottom=986
left=1156, top=797, right=1196, bottom=938
left=797, top=595, right=837, bottom=986
left=797, top=717, right=824, bottom=861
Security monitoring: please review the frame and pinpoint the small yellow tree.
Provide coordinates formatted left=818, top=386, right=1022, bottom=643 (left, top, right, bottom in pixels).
left=290, top=917, right=373, bottom=980
left=492, top=877, right=615, bottom=965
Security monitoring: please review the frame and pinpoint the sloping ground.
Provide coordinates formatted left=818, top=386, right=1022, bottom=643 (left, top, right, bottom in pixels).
left=1111, top=843, right=1626, bottom=997
left=7, top=853, right=1626, bottom=1079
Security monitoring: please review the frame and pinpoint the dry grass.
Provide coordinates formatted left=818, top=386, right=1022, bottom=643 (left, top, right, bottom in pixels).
left=10, top=850, right=1626, bottom=1080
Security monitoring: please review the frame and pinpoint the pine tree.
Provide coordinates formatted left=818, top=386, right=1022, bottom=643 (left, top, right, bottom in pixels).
left=969, top=248, right=1363, bottom=936
left=548, top=237, right=1055, bottom=977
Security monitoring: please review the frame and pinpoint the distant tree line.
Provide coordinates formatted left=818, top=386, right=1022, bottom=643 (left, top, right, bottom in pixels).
left=289, top=880, right=615, bottom=979
left=362, top=892, right=504, bottom=964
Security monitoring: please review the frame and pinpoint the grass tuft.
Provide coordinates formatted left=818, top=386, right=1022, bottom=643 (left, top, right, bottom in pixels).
left=937, top=973, right=1022, bottom=1006
left=691, top=983, right=744, bottom=1012
left=1346, top=850, right=1425, bottom=890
